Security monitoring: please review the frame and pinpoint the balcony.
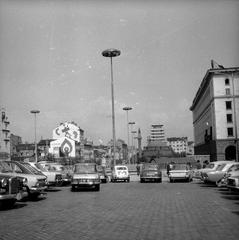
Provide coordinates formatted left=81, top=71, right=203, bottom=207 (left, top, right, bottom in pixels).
left=2, top=129, right=10, bottom=133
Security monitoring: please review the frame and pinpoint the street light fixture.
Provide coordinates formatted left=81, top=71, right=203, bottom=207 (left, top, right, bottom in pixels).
left=102, top=48, right=121, bottom=166
left=30, top=110, right=40, bottom=162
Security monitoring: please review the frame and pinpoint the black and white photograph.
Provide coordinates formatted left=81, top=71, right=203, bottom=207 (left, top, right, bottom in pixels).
left=0, top=0, right=239, bottom=239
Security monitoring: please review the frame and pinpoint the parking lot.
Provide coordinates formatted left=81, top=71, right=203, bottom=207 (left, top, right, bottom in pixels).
left=0, top=177, right=239, bottom=240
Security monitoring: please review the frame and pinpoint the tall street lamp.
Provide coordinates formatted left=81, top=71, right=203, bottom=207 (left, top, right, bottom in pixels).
left=102, top=48, right=121, bottom=166
left=30, top=110, right=40, bottom=162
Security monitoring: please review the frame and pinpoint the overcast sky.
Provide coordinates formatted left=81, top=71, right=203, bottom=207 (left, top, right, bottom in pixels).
left=0, top=0, right=239, bottom=146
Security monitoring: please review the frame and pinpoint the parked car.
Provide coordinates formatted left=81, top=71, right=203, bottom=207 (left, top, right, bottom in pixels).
left=168, top=163, right=193, bottom=182
left=203, top=162, right=239, bottom=184
left=217, top=164, right=239, bottom=187
left=140, top=163, right=162, bottom=183
left=195, top=161, right=232, bottom=181
left=29, top=162, right=63, bottom=187
left=38, top=162, right=72, bottom=186
left=71, top=163, right=101, bottom=191
left=96, top=165, right=108, bottom=183
left=0, top=174, right=28, bottom=208
left=111, top=165, right=130, bottom=183
left=227, top=176, right=239, bottom=191
left=0, top=161, right=47, bottom=199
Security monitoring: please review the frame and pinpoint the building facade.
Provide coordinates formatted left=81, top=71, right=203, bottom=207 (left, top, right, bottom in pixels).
left=190, top=66, right=239, bottom=161
left=147, top=124, right=166, bottom=144
left=167, top=137, right=188, bottom=156
left=0, top=108, right=10, bottom=160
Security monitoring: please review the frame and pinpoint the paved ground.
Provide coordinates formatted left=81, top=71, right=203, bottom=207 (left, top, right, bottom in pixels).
left=0, top=177, right=239, bottom=240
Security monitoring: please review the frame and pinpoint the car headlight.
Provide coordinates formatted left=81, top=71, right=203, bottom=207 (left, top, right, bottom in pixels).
left=22, top=178, right=28, bottom=185
left=1, top=178, right=8, bottom=188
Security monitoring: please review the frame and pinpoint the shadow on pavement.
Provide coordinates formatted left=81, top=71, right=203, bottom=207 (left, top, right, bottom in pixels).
left=0, top=202, right=27, bottom=211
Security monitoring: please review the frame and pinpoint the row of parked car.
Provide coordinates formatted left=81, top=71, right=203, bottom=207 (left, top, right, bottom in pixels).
left=0, top=160, right=73, bottom=208
left=193, top=160, right=239, bottom=190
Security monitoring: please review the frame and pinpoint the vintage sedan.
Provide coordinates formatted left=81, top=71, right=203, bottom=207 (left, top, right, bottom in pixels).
left=0, top=174, right=27, bottom=208
left=217, top=165, right=239, bottom=187
left=71, top=163, right=100, bottom=191
left=0, top=161, right=45, bottom=200
left=203, top=162, right=238, bottom=184
left=140, top=163, right=162, bottom=183
left=29, top=162, right=63, bottom=187
left=38, top=162, right=72, bottom=186
left=198, top=161, right=232, bottom=182
left=227, top=176, right=239, bottom=191
left=169, top=163, right=193, bottom=182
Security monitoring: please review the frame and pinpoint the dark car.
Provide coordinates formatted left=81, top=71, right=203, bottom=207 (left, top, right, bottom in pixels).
left=71, top=163, right=101, bottom=191
left=0, top=174, right=28, bottom=208
left=140, top=163, right=162, bottom=183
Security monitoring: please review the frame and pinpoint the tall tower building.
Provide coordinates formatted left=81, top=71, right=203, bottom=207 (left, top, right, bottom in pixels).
left=148, top=124, right=166, bottom=143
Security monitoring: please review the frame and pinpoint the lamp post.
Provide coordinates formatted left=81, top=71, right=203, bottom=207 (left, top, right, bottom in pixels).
left=30, top=110, right=40, bottom=162
left=102, top=48, right=121, bottom=166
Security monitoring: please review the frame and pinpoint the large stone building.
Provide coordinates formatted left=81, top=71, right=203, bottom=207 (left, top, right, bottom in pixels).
left=190, top=65, right=239, bottom=161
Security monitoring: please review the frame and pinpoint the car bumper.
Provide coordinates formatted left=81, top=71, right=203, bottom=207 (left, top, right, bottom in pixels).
left=29, top=186, right=47, bottom=193
left=0, top=193, right=17, bottom=201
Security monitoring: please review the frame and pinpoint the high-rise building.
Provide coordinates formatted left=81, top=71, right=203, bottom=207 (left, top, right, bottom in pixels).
left=148, top=124, right=166, bottom=143
left=190, top=65, right=239, bottom=161
left=167, top=137, right=188, bottom=155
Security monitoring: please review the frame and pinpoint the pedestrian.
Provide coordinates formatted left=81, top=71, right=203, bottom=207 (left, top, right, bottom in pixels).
left=167, top=162, right=173, bottom=175
left=196, top=160, right=202, bottom=169
left=136, top=164, right=140, bottom=176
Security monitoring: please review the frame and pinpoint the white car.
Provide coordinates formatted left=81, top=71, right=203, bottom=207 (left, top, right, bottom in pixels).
left=169, top=164, right=193, bottom=182
left=196, top=161, right=233, bottom=182
left=29, top=162, right=63, bottom=186
left=203, top=162, right=238, bottom=184
left=111, top=165, right=130, bottom=182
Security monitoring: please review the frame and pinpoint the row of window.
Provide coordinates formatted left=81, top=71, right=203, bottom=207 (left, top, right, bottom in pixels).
left=225, top=99, right=234, bottom=137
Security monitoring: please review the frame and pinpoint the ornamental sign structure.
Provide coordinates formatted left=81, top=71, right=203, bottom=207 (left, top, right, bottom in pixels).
left=53, top=122, right=80, bottom=142
left=49, top=137, right=75, bottom=157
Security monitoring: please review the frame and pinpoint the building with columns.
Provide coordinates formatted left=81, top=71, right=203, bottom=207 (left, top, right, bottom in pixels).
left=190, top=65, right=239, bottom=161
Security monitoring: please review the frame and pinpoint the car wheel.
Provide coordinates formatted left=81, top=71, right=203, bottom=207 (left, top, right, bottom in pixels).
left=140, top=179, right=144, bottom=183
left=169, top=178, right=173, bottom=183
left=95, top=185, right=100, bottom=191
left=71, top=185, right=76, bottom=192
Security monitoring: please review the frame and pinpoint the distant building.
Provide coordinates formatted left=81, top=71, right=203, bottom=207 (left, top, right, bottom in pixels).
left=190, top=65, right=239, bottom=161
left=0, top=108, right=10, bottom=160
left=10, top=134, right=22, bottom=157
left=187, top=141, right=195, bottom=155
left=147, top=124, right=166, bottom=144
left=167, top=137, right=188, bottom=155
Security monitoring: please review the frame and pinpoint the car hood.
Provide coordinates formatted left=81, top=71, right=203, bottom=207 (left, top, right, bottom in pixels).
left=73, top=173, right=99, bottom=179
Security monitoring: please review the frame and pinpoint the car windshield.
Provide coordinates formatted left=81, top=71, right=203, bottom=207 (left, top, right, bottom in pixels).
left=21, top=163, right=44, bottom=175
left=228, top=164, right=239, bottom=172
left=0, top=161, right=13, bottom=173
left=74, top=164, right=96, bottom=174
left=216, top=164, right=227, bottom=171
left=116, top=167, right=127, bottom=170
left=172, top=164, right=188, bottom=170
left=143, top=165, right=158, bottom=171
left=35, top=163, right=48, bottom=171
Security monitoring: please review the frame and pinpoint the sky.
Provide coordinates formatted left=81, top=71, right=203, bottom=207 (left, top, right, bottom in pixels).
left=0, top=0, right=239, bottom=147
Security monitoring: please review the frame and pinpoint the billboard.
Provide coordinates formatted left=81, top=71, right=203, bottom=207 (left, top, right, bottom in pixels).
left=53, top=122, right=80, bottom=142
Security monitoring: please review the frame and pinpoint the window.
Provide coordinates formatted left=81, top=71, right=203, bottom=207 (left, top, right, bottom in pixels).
left=226, top=101, right=232, bottom=110
left=225, top=78, right=230, bottom=85
left=227, top=114, right=233, bottom=123
left=227, top=127, right=234, bottom=137
left=225, top=88, right=231, bottom=95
